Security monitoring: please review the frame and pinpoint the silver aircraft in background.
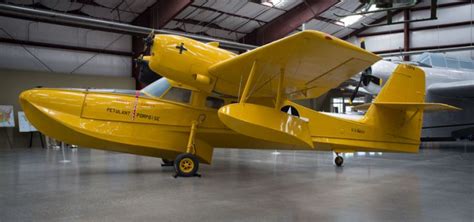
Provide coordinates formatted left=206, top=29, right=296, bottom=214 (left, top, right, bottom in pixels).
left=361, top=52, right=474, bottom=141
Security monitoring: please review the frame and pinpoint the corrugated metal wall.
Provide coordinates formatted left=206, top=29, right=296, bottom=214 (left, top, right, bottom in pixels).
left=0, top=16, right=132, bottom=76
left=347, top=2, right=474, bottom=61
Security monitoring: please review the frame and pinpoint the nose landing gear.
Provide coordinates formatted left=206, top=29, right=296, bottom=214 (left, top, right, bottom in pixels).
left=334, top=153, right=344, bottom=167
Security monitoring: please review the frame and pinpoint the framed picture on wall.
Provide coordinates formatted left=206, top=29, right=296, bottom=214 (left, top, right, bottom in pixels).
left=0, top=105, right=15, bottom=127
left=18, top=111, right=37, bottom=132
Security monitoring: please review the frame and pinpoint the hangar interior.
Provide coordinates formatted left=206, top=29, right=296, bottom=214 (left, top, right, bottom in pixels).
left=0, top=0, right=473, bottom=221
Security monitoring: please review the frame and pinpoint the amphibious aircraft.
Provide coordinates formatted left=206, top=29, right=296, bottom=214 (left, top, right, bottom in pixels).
left=350, top=51, right=474, bottom=140
left=20, top=30, right=458, bottom=177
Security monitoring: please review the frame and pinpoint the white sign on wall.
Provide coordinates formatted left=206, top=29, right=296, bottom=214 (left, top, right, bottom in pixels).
left=0, top=105, right=15, bottom=127
left=18, top=111, right=37, bottom=132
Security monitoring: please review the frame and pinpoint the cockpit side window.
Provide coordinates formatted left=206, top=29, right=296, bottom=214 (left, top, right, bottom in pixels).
left=162, top=87, right=192, bottom=104
left=430, top=54, right=447, bottom=68
left=446, top=58, right=459, bottom=69
left=141, top=78, right=170, bottom=97
left=460, top=61, right=473, bottom=70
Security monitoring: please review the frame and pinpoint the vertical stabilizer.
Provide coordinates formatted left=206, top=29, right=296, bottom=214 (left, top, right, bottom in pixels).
left=364, top=64, right=426, bottom=150
left=373, top=64, right=425, bottom=103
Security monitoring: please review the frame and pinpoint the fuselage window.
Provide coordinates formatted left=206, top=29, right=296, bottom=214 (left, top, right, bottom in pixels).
left=162, top=87, right=192, bottom=104
left=206, top=97, right=225, bottom=109
left=141, top=78, right=170, bottom=97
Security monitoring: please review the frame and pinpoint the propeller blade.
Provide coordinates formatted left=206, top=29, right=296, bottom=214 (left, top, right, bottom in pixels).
left=133, top=54, right=144, bottom=68
left=350, top=77, right=363, bottom=104
left=134, top=29, right=155, bottom=68
left=142, top=29, right=155, bottom=55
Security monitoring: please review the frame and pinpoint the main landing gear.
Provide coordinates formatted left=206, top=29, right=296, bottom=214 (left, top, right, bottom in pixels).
left=174, top=153, right=200, bottom=177
left=334, top=152, right=344, bottom=167
left=173, top=116, right=205, bottom=178
left=162, top=155, right=200, bottom=177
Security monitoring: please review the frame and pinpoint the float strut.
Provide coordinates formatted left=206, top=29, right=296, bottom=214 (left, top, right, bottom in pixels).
left=275, top=68, right=285, bottom=109
left=240, top=60, right=258, bottom=103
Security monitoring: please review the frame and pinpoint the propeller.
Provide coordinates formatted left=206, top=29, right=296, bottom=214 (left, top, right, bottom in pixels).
left=134, top=29, right=155, bottom=67
left=349, top=39, right=382, bottom=104
left=142, top=29, right=155, bottom=55
left=133, top=29, right=161, bottom=85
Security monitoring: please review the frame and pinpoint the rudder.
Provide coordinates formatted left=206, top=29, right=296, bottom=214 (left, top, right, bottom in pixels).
left=374, top=64, right=425, bottom=103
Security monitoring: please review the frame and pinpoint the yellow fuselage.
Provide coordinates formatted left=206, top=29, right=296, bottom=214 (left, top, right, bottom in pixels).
left=20, top=85, right=420, bottom=165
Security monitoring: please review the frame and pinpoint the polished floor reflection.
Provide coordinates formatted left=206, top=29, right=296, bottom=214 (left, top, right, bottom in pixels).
left=0, top=142, right=473, bottom=222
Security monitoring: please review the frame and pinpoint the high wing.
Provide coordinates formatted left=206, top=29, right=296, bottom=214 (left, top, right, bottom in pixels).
left=428, top=80, right=474, bottom=98
left=209, top=30, right=381, bottom=100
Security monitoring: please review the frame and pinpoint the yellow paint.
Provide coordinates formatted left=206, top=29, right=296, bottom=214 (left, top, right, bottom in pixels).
left=179, top=157, right=195, bottom=173
left=19, top=31, right=458, bottom=167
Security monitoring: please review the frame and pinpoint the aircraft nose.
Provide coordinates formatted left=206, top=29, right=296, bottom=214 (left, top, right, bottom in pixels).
left=19, top=89, right=35, bottom=106
left=19, top=88, right=85, bottom=117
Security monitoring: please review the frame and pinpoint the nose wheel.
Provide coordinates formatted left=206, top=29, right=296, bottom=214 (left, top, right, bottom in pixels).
left=334, top=153, right=344, bottom=167
left=174, top=153, right=200, bottom=178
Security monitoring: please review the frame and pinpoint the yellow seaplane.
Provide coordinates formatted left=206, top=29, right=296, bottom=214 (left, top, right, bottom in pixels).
left=20, top=30, right=458, bottom=177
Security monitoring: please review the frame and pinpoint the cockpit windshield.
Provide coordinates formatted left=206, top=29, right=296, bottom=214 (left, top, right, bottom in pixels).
left=141, top=78, right=170, bottom=97
left=416, top=52, right=474, bottom=70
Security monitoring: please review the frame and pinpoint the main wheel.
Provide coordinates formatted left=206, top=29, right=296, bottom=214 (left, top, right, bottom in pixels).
left=335, top=156, right=344, bottom=167
left=174, top=153, right=199, bottom=177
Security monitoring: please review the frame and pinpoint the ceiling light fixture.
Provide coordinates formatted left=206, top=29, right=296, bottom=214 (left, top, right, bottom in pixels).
left=340, top=14, right=363, bottom=27
left=262, top=0, right=274, bottom=7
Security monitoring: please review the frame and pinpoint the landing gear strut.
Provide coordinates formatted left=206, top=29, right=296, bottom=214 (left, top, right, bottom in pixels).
left=334, top=153, right=344, bottom=167
left=173, top=116, right=205, bottom=178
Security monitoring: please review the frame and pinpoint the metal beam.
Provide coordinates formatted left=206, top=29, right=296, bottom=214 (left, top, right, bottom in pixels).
left=172, top=18, right=247, bottom=35
left=357, top=21, right=474, bottom=37
left=0, top=3, right=256, bottom=51
left=375, top=43, right=474, bottom=57
left=403, top=9, right=410, bottom=61
left=0, top=37, right=132, bottom=56
left=190, top=5, right=268, bottom=25
left=342, top=1, right=472, bottom=40
left=240, top=0, right=339, bottom=45
left=132, top=0, right=193, bottom=29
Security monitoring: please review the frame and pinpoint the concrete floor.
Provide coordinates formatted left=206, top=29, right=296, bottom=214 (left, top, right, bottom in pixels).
left=0, top=143, right=473, bottom=222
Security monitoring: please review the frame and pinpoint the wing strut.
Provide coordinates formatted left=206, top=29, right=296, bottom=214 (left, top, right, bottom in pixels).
left=275, top=68, right=285, bottom=109
left=240, top=60, right=258, bottom=103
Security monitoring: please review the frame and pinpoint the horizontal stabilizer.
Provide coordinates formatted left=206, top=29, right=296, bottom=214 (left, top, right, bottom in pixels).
left=354, top=102, right=461, bottom=112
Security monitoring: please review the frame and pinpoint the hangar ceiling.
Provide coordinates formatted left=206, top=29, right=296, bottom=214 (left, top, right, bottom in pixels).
left=0, top=0, right=471, bottom=78
left=3, top=0, right=157, bottom=22
left=2, top=0, right=389, bottom=42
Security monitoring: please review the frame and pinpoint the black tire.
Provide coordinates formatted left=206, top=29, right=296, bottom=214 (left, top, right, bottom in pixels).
left=174, top=153, right=199, bottom=177
left=335, top=156, right=344, bottom=167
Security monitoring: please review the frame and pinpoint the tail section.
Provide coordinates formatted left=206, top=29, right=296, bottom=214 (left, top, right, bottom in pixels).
left=364, top=64, right=426, bottom=151
left=360, top=64, right=459, bottom=152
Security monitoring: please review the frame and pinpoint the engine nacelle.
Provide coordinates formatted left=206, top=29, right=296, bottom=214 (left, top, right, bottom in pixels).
left=147, top=35, right=235, bottom=93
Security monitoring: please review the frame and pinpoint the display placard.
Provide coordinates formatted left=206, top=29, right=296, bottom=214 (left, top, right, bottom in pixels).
left=0, top=105, right=15, bottom=127
left=18, top=111, right=37, bottom=132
